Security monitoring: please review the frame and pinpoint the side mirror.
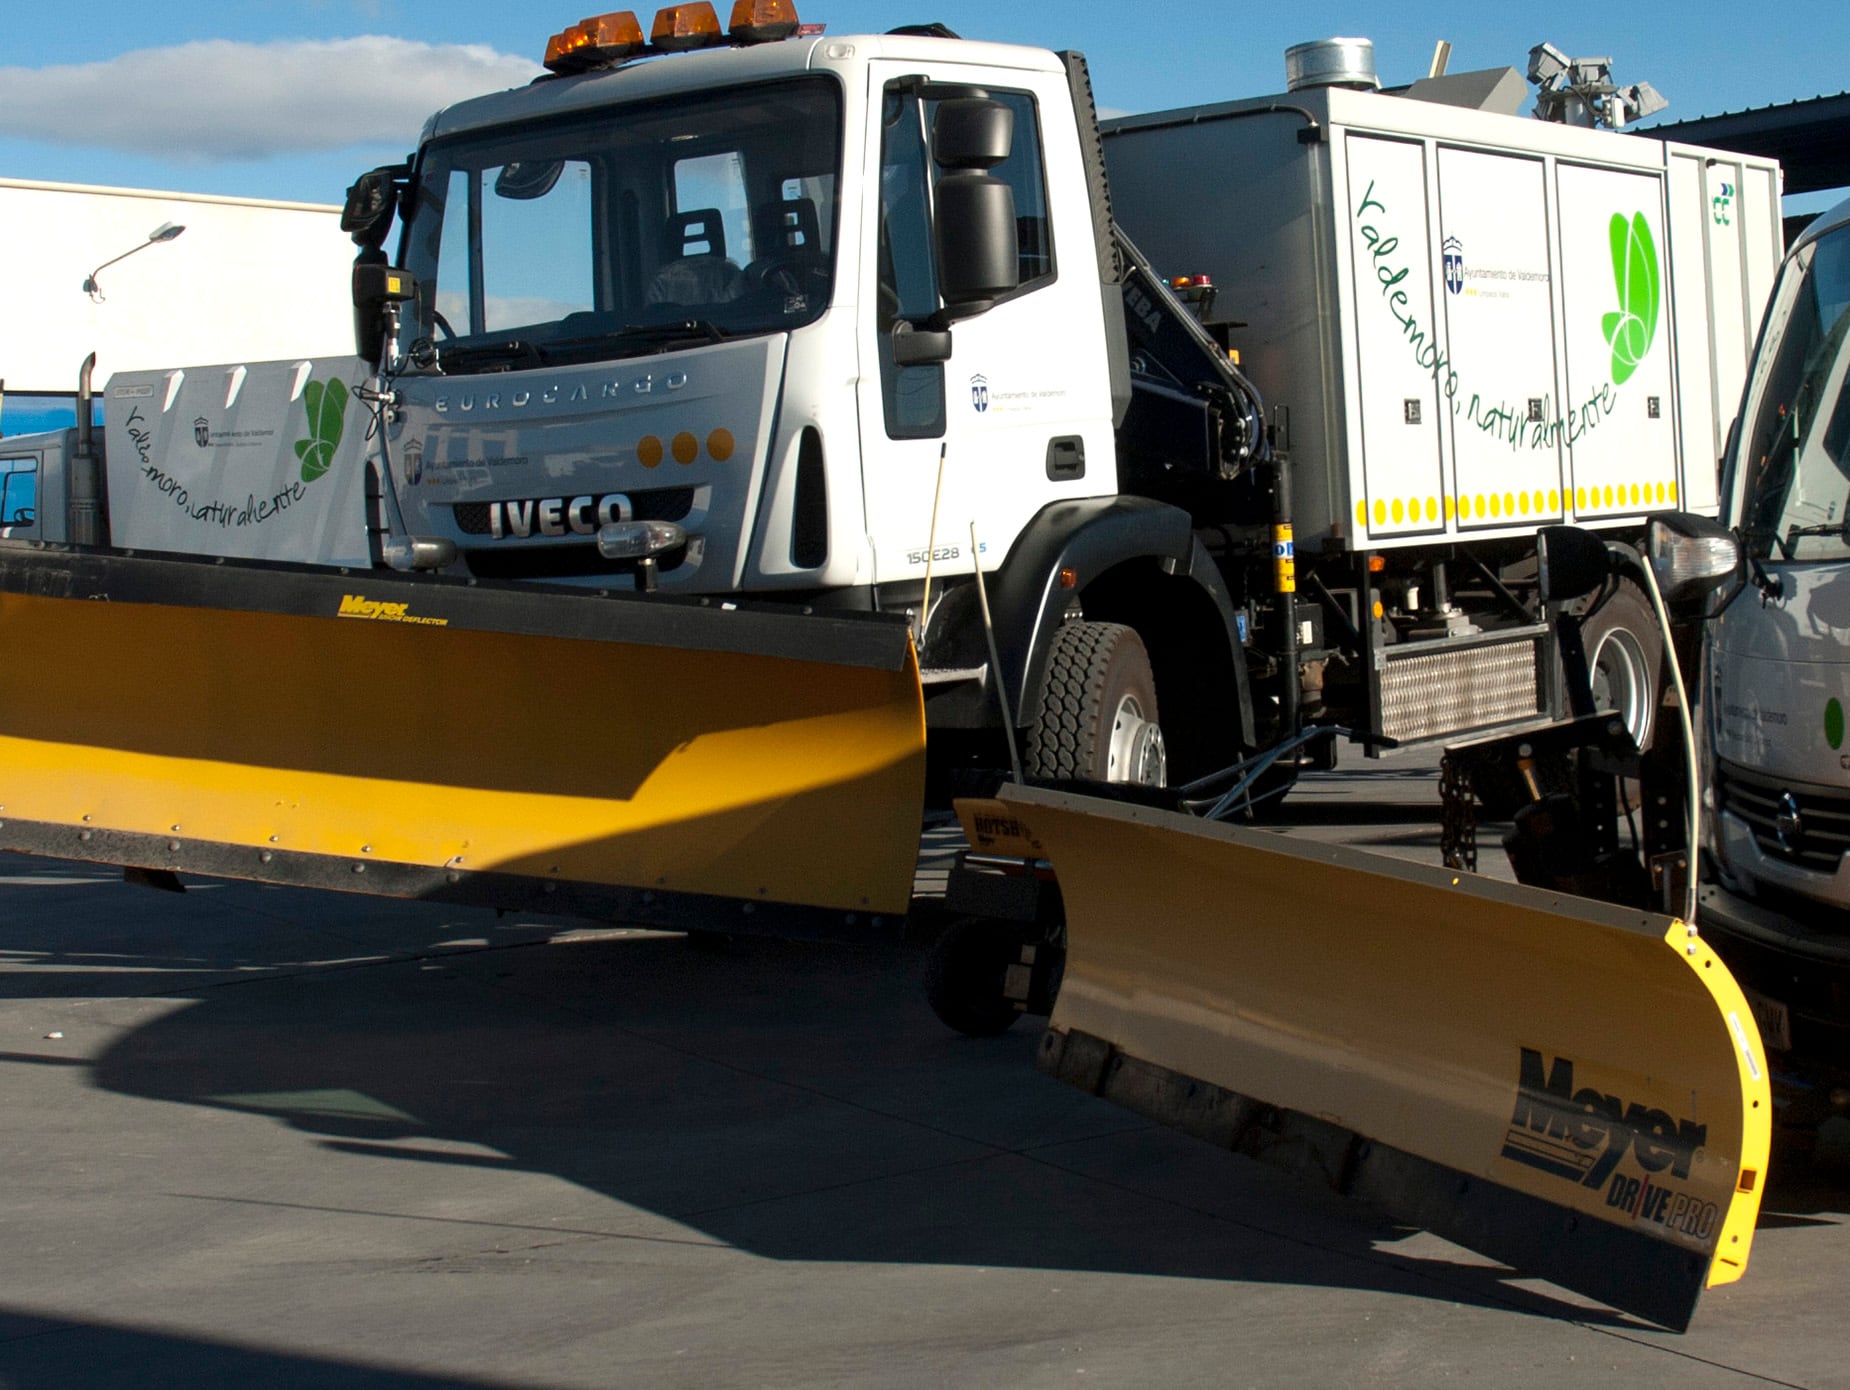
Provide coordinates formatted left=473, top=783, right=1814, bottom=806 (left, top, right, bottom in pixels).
left=494, top=160, right=564, bottom=201
left=892, top=323, right=953, bottom=366
left=933, top=98, right=1013, bottom=169
left=1536, top=525, right=1614, bottom=605
left=342, top=165, right=410, bottom=250
left=351, top=258, right=420, bottom=366
left=930, top=98, right=1018, bottom=319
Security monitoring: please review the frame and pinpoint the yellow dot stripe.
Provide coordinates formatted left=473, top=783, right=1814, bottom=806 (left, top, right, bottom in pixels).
left=1355, top=481, right=1679, bottom=530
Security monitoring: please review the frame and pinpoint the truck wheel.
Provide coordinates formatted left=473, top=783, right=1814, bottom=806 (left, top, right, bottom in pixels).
left=924, top=917, right=1021, bottom=1037
left=1577, top=579, right=1664, bottom=751
left=1026, top=621, right=1167, bottom=786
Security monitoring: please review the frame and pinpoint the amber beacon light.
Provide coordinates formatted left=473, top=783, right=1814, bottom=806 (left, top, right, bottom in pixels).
left=543, top=2, right=802, bottom=71
left=543, top=12, right=645, bottom=71
left=650, top=3, right=724, bottom=51
left=727, top=0, right=801, bottom=42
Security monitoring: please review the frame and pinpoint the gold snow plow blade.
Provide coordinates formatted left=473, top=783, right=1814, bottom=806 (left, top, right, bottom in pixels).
left=0, top=547, right=925, bottom=930
left=991, top=783, right=1771, bottom=1332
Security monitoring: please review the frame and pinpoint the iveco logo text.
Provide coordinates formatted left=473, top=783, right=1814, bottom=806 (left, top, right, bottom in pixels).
left=489, top=493, right=634, bottom=540
left=433, top=372, right=688, bottom=414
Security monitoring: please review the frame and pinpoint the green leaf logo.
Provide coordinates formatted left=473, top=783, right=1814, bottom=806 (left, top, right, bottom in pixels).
left=1600, top=212, right=1661, bottom=385
left=293, top=377, right=350, bottom=484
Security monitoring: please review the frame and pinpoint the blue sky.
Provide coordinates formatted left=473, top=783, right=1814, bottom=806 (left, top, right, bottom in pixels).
left=0, top=0, right=1844, bottom=211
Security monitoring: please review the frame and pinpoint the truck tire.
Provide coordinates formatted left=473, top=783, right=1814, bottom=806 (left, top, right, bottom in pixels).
left=1026, top=621, right=1167, bottom=786
left=1577, top=578, right=1664, bottom=752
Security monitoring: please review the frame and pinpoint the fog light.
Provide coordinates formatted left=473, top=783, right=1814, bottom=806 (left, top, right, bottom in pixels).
left=381, top=536, right=457, bottom=571
left=1829, top=1086, right=1850, bottom=1110
left=597, top=520, right=686, bottom=559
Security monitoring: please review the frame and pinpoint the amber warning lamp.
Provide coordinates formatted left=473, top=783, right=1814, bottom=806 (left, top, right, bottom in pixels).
left=728, top=0, right=801, bottom=42
left=543, top=11, right=647, bottom=72
left=651, top=2, right=724, bottom=51
left=544, top=2, right=804, bottom=70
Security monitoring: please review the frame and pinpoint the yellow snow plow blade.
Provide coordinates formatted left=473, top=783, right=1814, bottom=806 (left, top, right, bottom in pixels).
left=0, top=548, right=925, bottom=930
left=986, top=783, right=1770, bottom=1331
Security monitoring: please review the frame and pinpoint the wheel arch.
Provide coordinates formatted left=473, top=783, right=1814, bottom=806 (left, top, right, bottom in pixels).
left=945, top=497, right=1251, bottom=780
left=1077, top=550, right=1255, bottom=781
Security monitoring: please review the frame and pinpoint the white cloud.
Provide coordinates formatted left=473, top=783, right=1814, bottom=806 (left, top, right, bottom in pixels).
left=0, top=37, right=544, bottom=160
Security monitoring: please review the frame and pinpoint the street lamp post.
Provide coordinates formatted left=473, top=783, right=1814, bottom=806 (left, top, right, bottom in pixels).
left=82, top=221, right=186, bottom=302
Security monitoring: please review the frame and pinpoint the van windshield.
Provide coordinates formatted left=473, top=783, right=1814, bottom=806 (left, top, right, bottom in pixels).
left=401, top=77, right=840, bottom=372
left=1738, top=220, right=1850, bottom=561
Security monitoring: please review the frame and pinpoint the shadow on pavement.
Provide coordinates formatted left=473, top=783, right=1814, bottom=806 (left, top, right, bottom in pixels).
left=50, top=898, right=1640, bottom=1333
left=0, top=1308, right=529, bottom=1389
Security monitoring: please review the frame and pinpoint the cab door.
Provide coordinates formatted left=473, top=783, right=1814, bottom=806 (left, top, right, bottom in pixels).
left=855, top=61, right=1115, bottom=586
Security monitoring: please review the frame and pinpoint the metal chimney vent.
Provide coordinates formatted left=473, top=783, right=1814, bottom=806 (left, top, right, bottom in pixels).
left=1285, top=38, right=1381, bottom=92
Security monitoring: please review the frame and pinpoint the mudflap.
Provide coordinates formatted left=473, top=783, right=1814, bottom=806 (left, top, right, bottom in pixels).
left=993, top=782, right=1771, bottom=1331
left=0, top=546, right=926, bottom=935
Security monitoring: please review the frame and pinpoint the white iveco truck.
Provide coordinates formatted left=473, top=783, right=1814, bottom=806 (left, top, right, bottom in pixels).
left=0, top=9, right=1794, bottom=1324
left=23, top=9, right=1782, bottom=796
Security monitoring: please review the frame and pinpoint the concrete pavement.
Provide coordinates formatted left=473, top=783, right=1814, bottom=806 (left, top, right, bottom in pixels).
left=1, top=767, right=1846, bottom=1387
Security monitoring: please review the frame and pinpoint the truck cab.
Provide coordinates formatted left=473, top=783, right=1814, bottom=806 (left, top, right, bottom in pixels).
left=0, top=428, right=78, bottom=543
left=382, top=30, right=1118, bottom=599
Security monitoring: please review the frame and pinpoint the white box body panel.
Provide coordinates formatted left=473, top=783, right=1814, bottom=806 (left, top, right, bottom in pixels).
left=103, top=357, right=373, bottom=566
left=1103, top=88, right=1783, bottom=551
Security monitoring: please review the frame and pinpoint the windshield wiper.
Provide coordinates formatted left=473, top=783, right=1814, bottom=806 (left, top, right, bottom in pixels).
left=612, top=319, right=729, bottom=346
left=529, top=320, right=731, bottom=365
left=426, top=321, right=733, bottom=373
left=429, top=338, right=546, bottom=372
left=1778, top=517, right=1850, bottom=558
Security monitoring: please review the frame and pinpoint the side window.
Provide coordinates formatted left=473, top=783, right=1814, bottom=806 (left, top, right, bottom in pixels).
left=986, top=91, right=1054, bottom=291
left=431, top=161, right=596, bottom=337
left=877, top=85, right=946, bottom=439
left=874, top=83, right=1058, bottom=442
left=0, top=456, right=40, bottom=537
left=673, top=152, right=753, bottom=266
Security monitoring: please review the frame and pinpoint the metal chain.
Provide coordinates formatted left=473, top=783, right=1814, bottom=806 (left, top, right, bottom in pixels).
left=1439, top=750, right=1478, bottom=874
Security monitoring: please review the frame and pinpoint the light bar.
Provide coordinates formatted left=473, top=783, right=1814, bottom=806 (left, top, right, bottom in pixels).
left=543, top=10, right=646, bottom=73
left=728, top=0, right=800, bottom=43
left=650, top=3, right=723, bottom=52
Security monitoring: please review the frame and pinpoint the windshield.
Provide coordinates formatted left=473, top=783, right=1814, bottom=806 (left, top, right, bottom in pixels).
left=401, top=77, right=841, bottom=371
left=1737, top=220, right=1850, bottom=561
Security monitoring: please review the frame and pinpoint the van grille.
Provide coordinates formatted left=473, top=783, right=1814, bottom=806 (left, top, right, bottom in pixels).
left=1717, top=761, right=1850, bottom=873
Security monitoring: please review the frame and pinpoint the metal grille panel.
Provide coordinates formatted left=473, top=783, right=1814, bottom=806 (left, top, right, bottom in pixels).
left=1379, top=637, right=1542, bottom=742
left=1717, top=762, right=1850, bottom=872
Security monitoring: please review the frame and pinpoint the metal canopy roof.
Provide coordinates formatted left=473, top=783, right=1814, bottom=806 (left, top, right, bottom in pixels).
left=1640, top=92, right=1850, bottom=196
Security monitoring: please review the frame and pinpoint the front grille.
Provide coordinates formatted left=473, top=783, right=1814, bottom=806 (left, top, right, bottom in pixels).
left=463, top=545, right=687, bottom=581
left=1378, top=634, right=1543, bottom=742
left=1717, top=761, right=1850, bottom=873
left=452, top=486, right=695, bottom=536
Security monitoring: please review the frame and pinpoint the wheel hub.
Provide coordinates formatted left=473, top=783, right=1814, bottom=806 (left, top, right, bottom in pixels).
left=1588, top=626, right=1653, bottom=748
left=1107, top=693, right=1167, bottom=786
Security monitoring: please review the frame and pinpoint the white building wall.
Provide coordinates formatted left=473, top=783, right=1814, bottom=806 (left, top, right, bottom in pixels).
left=0, top=178, right=354, bottom=394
